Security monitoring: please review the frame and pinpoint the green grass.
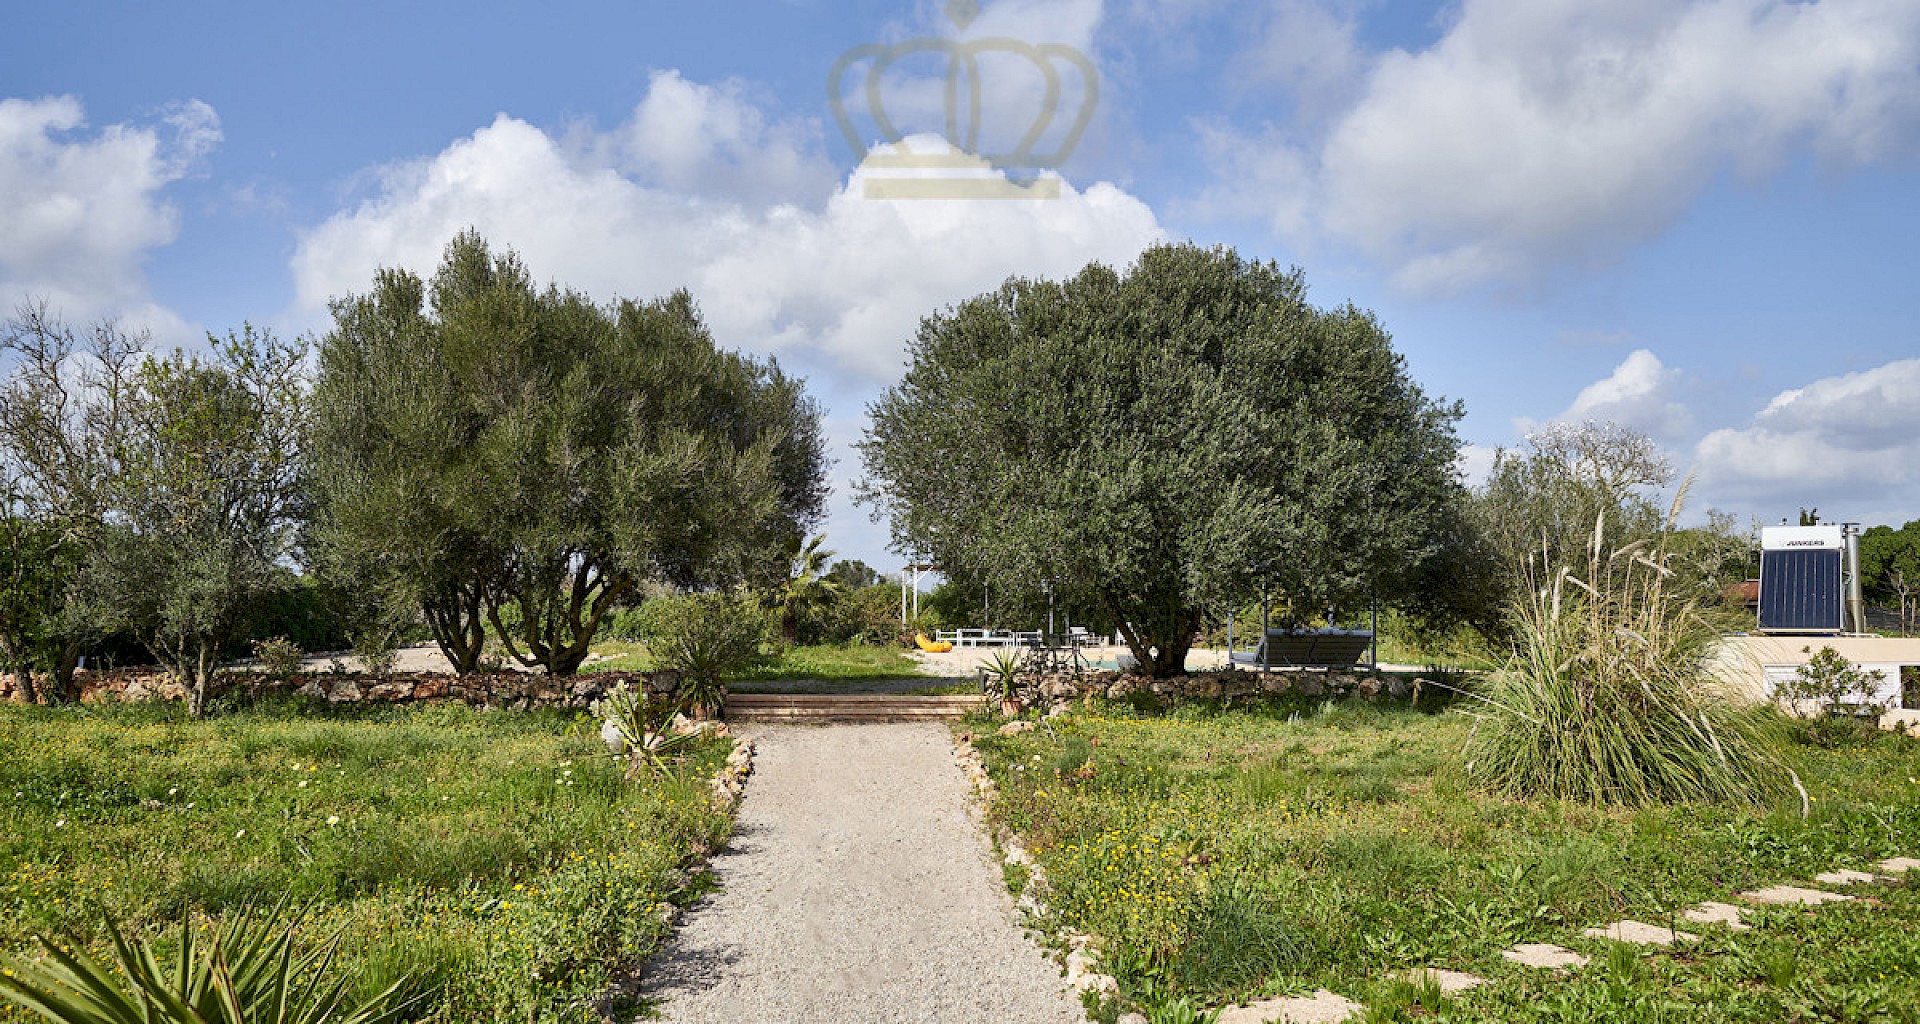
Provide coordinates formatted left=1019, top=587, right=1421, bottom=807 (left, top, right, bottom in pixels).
left=588, top=641, right=922, bottom=682
left=0, top=698, right=734, bottom=1023
left=967, top=695, right=1920, bottom=1015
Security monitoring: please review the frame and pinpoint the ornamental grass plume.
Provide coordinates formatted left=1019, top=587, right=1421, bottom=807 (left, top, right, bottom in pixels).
left=1464, top=483, right=1788, bottom=806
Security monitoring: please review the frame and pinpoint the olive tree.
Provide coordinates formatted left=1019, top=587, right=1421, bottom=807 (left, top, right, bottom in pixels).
left=89, top=328, right=309, bottom=716
left=311, top=231, right=827, bottom=676
left=1474, top=420, right=1673, bottom=579
left=859, top=244, right=1469, bottom=677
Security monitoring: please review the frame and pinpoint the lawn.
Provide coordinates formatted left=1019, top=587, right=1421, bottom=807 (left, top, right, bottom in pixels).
left=968, top=695, right=1920, bottom=1021
left=588, top=641, right=923, bottom=682
left=0, top=699, right=733, bottom=1023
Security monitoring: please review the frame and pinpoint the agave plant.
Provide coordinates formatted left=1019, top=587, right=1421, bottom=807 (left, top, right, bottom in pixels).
left=0, top=903, right=426, bottom=1024
left=979, top=648, right=1026, bottom=702
left=592, top=680, right=697, bottom=778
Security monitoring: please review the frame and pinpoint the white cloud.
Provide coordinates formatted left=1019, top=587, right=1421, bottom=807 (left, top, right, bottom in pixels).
left=1511, top=348, right=1690, bottom=441
left=291, top=75, right=1163, bottom=380
left=1695, top=358, right=1920, bottom=519
left=0, top=95, right=218, bottom=340
left=1197, top=0, right=1920, bottom=293
left=1559, top=348, right=1691, bottom=439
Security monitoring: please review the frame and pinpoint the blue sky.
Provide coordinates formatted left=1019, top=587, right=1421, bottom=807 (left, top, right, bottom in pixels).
left=5, top=0, right=1919, bottom=575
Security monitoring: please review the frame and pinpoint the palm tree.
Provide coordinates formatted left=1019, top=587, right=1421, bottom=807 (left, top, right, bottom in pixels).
left=767, top=533, right=845, bottom=645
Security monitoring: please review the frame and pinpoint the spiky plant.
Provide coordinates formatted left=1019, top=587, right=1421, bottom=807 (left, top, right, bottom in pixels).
left=0, top=903, right=426, bottom=1024
left=1463, top=483, right=1788, bottom=806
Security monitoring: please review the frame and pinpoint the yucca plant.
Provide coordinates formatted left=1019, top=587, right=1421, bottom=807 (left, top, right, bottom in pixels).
left=0, top=903, right=427, bottom=1024
left=979, top=648, right=1026, bottom=704
left=1464, top=485, right=1788, bottom=806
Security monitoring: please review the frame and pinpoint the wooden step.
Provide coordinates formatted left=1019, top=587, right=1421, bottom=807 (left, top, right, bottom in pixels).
left=724, top=693, right=986, bottom=721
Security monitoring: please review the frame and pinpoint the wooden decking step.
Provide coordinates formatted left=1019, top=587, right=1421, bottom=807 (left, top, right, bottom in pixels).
left=724, top=694, right=986, bottom=722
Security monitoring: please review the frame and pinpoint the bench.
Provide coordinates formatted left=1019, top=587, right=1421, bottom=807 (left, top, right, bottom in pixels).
left=1230, top=628, right=1375, bottom=670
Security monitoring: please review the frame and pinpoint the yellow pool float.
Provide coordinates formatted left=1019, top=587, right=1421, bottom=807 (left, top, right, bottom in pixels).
left=913, top=633, right=954, bottom=653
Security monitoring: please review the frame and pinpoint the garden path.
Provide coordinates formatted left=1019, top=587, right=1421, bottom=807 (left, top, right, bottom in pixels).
left=637, top=722, right=1084, bottom=1023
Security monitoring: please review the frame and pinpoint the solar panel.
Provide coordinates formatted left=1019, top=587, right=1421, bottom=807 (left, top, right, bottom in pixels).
left=1758, top=548, right=1843, bottom=634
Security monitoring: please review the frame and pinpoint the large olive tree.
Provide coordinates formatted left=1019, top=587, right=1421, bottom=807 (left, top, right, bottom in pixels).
left=859, top=244, right=1469, bottom=677
left=311, top=231, right=826, bottom=676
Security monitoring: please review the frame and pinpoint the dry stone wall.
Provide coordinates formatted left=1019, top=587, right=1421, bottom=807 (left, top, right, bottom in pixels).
left=0, top=666, right=682, bottom=710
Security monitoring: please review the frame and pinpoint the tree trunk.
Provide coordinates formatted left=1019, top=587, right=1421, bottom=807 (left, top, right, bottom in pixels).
left=186, top=644, right=215, bottom=718
left=9, top=667, right=33, bottom=704
left=45, top=644, right=81, bottom=704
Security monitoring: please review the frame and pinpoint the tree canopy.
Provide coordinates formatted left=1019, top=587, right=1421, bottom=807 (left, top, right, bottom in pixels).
left=1861, top=520, right=1920, bottom=635
left=859, top=243, right=1469, bottom=676
left=310, top=231, right=827, bottom=675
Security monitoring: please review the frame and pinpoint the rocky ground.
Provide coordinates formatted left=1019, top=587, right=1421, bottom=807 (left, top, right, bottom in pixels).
left=637, top=723, right=1085, bottom=1024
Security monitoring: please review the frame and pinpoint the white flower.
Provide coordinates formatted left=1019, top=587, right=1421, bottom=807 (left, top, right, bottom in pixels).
left=298, top=780, right=309, bottom=788
left=326, top=815, right=340, bottom=826
left=186, top=802, right=195, bottom=809
left=54, top=819, right=65, bottom=828
left=167, top=787, right=178, bottom=796
left=235, top=829, right=246, bottom=838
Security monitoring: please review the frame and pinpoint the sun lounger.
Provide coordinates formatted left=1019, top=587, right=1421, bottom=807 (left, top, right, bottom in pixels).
left=1230, top=628, right=1374, bottom=670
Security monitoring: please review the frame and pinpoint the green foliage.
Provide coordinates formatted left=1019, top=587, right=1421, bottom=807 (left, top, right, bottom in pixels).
left=84, top=328, right=308, bottom=717
left=0, top=497, right=78, bottom=703
left=824, top=559, right=883, bottom=590
left=589, top=680, right=695, bottom=777
left=762, top=534, right=843, bottom=645
left=0, top=304, right=150, bottom=700
left=252, top=636, right=305, bottom=679
left=638, top=593, right=770, bottom=709
left=801, top=583, right=905, bottom=646
left=0, top=903, right=423, bottom=1024
left=310, top=231, right=827, bottom=677
left=861, top=244, right=1469, bottom=678
left=1778, top=646, right=1891, bottom=748
left=0, top=701, right=734, bottom=1023
left=1466, top=506, right=1787, bottom=806
left=980, top=648, right=1025, bottom=700
left=1860, top=520, right=1920, bottom=635
left=969, top=695, right=1920, bottom=1010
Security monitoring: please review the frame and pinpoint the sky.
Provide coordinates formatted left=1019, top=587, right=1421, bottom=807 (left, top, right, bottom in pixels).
left=4, top=0, right=1919, bottom=577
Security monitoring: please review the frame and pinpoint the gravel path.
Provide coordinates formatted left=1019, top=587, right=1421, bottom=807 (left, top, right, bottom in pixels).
left=639, top=723, right=1084, bottom=1023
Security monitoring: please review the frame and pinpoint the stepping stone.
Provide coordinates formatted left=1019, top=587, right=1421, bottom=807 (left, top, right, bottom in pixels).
left=1740, top=885, right=1854, bottom=907
left=1503, top=943, right=1590, bottom=970
left=1582, top=920, right=1700, bottom=946
left=1814, top=869, right=1882, bottom=886
left=1215, top=990, right=1364, bottom=1024
left=1682, top=901, right=1752, bottom=930
left=1877, top=857, right=1920, bottom=874
left=1398, top=967, right=1487, bottom=993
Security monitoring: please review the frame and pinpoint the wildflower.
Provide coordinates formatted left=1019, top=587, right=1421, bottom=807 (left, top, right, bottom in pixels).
left=326, top=815, right=341, bottom=826
left=235, top=829, right=246, bottom=838
left=167, top=787, right=178, bottom=796
left=299, top=780, right=309, bottom=788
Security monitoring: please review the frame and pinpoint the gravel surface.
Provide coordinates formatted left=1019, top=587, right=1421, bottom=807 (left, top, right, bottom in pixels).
left=639, top=723, right=1085, bottom=1023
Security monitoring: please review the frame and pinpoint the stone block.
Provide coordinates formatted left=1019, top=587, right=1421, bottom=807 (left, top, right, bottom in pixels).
left=1215, top=990, right=1363, bottom=1024
left=1813, top=869, right=1882, bottom=886
left=1740, top=886, right=1854, bottom=907
left=1502, top=943, right=1589, bottom=970
left=1582, top=920, right=1699, bottom=946
left=1682, top=902, right=1751, bottom=930
left=1398, top=968, right=1486, bottom=993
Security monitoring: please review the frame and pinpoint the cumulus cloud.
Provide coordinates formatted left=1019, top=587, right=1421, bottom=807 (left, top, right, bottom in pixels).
left=0, top=95, right=219, bottom=339
left=1512, top=348, right=1690, bottom=442
left=1558, top=349, right=1691, bottom=439
left=1695, top=359, right=1920, bottom=518
left=1195, top=0, right=1920, bottom=293
left=291, top=74, right=1164, bottom=379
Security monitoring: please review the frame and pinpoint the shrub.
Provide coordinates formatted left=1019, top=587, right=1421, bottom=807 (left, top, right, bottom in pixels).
left=1778, top=646, right=1890, bottom=747
left=591, top=680, right=696, bottom=778
left=1465, top=504, right=1787, bottom=806
left=351, top=625, right=402, bottom=678
left=252, top=635, right=304, bottom=678
left=639, top=592, right=769, bottom=712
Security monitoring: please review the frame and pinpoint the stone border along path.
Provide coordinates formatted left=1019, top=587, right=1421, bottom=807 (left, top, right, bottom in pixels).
left=636, top=723, right=1086, bottom=1023
left=955, top=728, right=1920, bottom=1024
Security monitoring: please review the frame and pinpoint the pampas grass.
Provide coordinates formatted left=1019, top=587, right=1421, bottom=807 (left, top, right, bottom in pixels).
left=1465, top=482, right=1787, bottom=806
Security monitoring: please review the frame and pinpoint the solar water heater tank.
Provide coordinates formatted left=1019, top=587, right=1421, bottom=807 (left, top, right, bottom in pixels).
left=1758, top=525, right=1846, bottom=634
